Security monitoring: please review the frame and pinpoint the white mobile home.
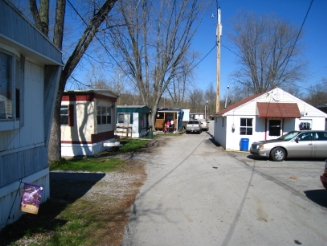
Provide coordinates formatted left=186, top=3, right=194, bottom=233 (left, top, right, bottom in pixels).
left=213, top=88, right=327, bottom=151
left=0, top=0, right=62, bottom=229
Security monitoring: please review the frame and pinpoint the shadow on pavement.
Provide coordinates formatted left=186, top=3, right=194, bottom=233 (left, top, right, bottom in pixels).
left=304, top=189, right=327, bottom=208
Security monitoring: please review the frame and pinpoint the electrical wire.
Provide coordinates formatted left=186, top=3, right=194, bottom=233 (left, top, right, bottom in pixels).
left=190, top=43, right=216, bottom=72
left=279, top=0, right=314, bottom=78
left=66, top=0, right=135, bottom=86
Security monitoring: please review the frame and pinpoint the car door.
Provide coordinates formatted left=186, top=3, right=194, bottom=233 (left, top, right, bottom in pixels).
left=312, top=132, right=327, bottom=158
left=287, top=132, right=314, bottom=158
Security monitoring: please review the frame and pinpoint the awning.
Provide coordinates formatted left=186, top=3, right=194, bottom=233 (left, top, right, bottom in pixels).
left=257, top=102, right=301, bottom=118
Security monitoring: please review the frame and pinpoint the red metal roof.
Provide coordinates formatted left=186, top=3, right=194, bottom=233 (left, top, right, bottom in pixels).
left=257, top=102, right=301, bottom=118
left=216, top=92, right=265, bottom=115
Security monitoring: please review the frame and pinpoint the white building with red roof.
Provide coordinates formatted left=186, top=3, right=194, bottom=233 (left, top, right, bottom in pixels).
left=213, top=88, right=327, bottom=151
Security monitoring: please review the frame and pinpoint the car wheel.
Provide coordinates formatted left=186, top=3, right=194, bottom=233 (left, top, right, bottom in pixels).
left=271, top=147, right=285, bottom=161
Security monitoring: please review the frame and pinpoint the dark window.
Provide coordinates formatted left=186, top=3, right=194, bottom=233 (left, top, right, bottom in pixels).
left=298, top=132, right=313, bottom=141
left=156, top=112, right=164, bottom=119
left=60, top=105, right=68, bottom=125
left=118, top=113, right=124, bottom=123
left=269, top=120, right=281, bottom=136
left=240, top=118, right=253, bottom=135
left=97, top=106, right=111, bottom=125
left=101, top=107, right=106, bottom=124
left=0, top=51, right=12, bottom=120
left=314, top=132, right=327, bottom=141
left=15, top=88, right=20, bottom=119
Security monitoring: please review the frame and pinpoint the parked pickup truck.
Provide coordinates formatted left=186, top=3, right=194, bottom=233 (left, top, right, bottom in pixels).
left=185, top=120, right=202, bottom=134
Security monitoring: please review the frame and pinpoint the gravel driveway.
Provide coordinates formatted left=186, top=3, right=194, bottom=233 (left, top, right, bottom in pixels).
left=122, top=127, right=327, bottom=246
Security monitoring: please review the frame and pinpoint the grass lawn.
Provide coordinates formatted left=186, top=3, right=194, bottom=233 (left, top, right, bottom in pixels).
left=0, top=138, right=152, bottom=246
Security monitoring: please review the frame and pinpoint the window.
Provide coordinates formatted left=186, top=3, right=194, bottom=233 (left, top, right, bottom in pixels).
left=60, top=105, right=74, bottom=126
left=60, top=105, right=68, bottom=125
left=118, top=112, right=130, bottom=124
left=0, top=49, right=21, bottom=126
left=0, top=51, right=13, bottom=120
left=299, top=122, right=311, bottom=130
left=97, top=106, right=111, bottom=125
left=240, top=118, right=253, bottom=135
left=298, top=132, right=313, bottom=141
left=269, top=120, right=281, bottom=136
left=156, top=112, right=164, bottom=119
left=314, top=132, right=327, bottom=141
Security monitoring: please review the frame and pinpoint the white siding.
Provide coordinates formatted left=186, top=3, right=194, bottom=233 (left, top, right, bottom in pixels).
left=0, top=60, right=44, bottom=151
left=215, top=88, right=327, bottom=151
left=23, top=60, right=44, bottom=145
left=61, top=101, right=95, bottom=143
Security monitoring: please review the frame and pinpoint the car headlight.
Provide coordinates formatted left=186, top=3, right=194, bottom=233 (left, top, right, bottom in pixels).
left=257, top=144, right=264, bottom=150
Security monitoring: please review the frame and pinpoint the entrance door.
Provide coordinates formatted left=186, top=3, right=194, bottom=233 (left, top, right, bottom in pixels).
left=268, top=119, right=281, bottom=139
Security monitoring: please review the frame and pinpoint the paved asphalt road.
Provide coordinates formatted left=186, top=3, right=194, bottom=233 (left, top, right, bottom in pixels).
left=122, top=121, right=327, bottom=246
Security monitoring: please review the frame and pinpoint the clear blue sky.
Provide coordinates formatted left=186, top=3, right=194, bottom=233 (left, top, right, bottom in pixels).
left=192, top=0, right=327, bottom=99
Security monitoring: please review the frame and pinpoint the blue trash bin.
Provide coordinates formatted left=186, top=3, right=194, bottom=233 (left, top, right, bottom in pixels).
left=240, top=138, right=249, bottom=151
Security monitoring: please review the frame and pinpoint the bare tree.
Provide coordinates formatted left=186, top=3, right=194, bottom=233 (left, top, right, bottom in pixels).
left=204, top=83, right=216, bottom=115
left=28, top=0, right=118, bottom=162
left=228, top=11, right=307, bottom=94
left=189, top=89, right=204, bottom=113
left=304, top=78, right=327, bottom=106
left=106, top=0, right=207, bottom=127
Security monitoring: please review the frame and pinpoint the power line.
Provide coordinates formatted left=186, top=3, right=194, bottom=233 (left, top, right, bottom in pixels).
left=190, top=43, right=216, bottom=72
left=66, top=0, right=135, bottom=85
left=280, top=0, right=314, bottom=77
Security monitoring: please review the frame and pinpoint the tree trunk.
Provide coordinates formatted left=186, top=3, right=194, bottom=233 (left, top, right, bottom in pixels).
left=48, top=0, right=118, bottom=162
left=48, top=78, right=64, bottom=162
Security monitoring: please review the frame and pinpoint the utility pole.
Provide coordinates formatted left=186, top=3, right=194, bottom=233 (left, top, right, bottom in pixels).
left=216, top=8, right=222, bottom=112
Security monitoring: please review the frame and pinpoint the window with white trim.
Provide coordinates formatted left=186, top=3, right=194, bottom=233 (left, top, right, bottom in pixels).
left=240, top=118, right=253, bottom=135
left=97, top=106, right=111, bottom=125
left=118, top=112, right=130, bottom=124
left=60, top=105, right=68, bottom=125
left=0, top=49, right=22, bottom=126
left=60, top=105, right=74, bottom=126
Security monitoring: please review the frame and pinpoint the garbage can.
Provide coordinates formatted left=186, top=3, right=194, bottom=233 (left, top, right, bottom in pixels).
left=240, top=138, right=249, bottom=151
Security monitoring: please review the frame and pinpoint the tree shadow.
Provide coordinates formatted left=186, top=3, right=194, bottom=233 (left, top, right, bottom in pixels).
left=304, top=189, right=327, bottom=208
left=0, top=172, right=105, bottom=245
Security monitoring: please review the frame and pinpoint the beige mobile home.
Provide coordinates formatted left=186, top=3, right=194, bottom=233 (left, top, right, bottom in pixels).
left=61, top=90, right=118, bottom=157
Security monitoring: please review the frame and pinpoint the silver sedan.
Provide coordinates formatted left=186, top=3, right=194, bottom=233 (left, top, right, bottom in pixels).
left=250, top=130, right=327, bottom=161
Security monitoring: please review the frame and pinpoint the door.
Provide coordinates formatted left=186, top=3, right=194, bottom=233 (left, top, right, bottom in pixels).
left=268, top=120, right=281, bottom=140
left=287, top=132, right=314, bottom=158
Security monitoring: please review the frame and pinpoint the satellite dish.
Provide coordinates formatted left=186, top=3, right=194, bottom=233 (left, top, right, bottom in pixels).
left=273, top=90, right=281, bottom=101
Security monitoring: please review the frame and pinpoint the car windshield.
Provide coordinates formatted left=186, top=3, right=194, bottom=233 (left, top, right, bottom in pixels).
left=188, top=121, right=199, bottom=124
left=277, top=131, right=300, bottom=141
